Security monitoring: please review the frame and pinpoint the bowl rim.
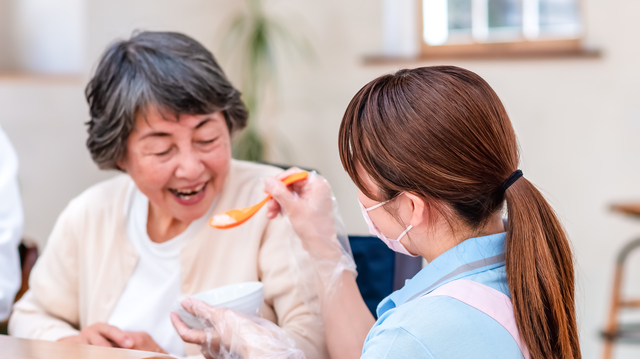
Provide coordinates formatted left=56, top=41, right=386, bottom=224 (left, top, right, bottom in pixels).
left=191, top=281, right=264, bottom=307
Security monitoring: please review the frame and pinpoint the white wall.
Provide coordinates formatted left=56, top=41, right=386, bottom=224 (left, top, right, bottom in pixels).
left=12, top=0, right=85, bottom=73
left=1, top=0, right=639, bottom=357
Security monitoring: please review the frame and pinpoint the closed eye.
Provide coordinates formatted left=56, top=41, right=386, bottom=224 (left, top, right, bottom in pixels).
left=199, top=137, right=218, bottom=145
left=155, top=148, right=172, bottom=156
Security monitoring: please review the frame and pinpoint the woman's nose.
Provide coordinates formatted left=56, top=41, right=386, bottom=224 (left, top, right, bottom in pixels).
left=174, top=148, right=205, bottom=179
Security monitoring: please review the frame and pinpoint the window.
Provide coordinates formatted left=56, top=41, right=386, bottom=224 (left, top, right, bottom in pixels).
left=421, top=0, right=585, bottom=58
left=0, top=0, right=84, bottom=75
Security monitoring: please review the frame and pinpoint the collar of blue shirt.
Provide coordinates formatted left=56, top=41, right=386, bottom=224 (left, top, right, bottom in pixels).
left=377, top=232, right=507, bottom=317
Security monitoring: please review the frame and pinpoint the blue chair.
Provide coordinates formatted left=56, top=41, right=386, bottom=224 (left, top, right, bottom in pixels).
left=348, top=235, right=423, bottom=317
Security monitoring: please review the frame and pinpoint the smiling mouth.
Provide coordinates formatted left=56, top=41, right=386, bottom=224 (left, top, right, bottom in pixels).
left=169, top=182, right=207, bottom=201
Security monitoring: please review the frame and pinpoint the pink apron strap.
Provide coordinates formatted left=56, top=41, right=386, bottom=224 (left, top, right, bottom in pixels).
left=423, top=279, right=530, bottom=359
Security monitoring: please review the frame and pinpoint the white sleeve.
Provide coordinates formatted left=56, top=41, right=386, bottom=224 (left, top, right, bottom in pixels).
left=0, top=126, right=23, bottom=321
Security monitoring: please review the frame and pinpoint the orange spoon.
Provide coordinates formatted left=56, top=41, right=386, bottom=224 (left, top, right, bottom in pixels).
left=209, top=171, right=309, bottom=229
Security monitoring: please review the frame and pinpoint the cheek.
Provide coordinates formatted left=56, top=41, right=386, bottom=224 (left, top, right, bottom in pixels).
left=127, top=156, right=176, bottom=192
left=371, top=210, right=403, bottom=237
left=203, top=137, right=232, bottom=173
left=202, top=153, right=230, bottom=188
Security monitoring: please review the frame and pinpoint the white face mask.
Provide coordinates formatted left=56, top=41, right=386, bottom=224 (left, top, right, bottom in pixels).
left=358, top=195, right=418, bottom=257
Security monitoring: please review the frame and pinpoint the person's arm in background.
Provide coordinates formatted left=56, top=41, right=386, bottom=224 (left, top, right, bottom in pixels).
left=0, top=127, right=23, bottom=322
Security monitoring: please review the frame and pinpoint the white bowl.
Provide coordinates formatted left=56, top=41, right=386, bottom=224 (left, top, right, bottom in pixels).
left=176, top=282, right=264, bottom=330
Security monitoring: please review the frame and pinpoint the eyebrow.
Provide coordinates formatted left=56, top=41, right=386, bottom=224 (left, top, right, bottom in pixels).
left=139, top=131, right=170, bottom=140
left=140, top=132, right=171, bottom=140
left=195, top=118, right=211, bottom=129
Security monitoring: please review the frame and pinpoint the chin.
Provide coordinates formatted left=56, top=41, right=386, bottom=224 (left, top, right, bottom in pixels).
left=174, top=208, right=210, bottom=223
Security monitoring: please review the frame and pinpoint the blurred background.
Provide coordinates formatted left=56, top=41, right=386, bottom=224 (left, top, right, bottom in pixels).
left=1, top=0, right=640, bottom=357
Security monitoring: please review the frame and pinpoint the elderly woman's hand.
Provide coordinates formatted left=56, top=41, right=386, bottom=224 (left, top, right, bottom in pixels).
left=170, top=298, right=304, bottom=359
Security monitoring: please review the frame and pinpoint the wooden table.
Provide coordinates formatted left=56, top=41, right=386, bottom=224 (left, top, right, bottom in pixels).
left=0, top=335, right=173, bottom=359
left=611, top=202, right=640, bottom=218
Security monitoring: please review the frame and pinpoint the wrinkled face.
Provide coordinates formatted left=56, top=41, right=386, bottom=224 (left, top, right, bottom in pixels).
left=119, top=107, right=231, bottom=223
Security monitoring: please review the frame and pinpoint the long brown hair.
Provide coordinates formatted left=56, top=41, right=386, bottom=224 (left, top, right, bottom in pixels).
left=339, top=66, right=580, bottom=358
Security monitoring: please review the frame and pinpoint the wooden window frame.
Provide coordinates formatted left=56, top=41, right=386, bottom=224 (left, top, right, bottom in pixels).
left=417, top=0, right=596, bottom=60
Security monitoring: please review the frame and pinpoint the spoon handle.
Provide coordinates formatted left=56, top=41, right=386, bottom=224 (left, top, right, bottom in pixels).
left=208, top=171, right=310, bottom=229
left=281, top=171, right=309, bottom=186
left=262, top=171, right=309, bottom=202
left=242, top=171, right=309, bottom=220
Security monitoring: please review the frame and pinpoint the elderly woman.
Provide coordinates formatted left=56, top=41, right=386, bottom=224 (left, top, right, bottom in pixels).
left=9, top=31, right=327, bottom=358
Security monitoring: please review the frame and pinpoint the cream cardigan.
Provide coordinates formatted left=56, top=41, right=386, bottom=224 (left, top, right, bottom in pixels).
left=9, top=160, right=328, bottom=358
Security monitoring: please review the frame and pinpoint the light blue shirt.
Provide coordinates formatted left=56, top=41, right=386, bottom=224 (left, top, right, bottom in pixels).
left=362, top=232, right=525, bottom=359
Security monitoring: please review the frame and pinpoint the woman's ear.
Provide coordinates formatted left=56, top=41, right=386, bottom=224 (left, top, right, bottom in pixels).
left=404, top=192, right=426, bottom=228
left=117, top=157, right=127, bottom=171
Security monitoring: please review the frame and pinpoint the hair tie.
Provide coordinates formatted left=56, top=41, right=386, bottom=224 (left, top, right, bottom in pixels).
left=499, top=170, right=523, bottom=195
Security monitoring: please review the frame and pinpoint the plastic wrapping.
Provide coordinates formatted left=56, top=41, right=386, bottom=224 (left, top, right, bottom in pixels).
left=264, top=170, right=357, bottom=312
left=172, top=298, right=305, bottom=359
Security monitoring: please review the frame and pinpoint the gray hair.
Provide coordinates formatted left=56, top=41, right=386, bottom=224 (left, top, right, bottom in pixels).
left=85, top=31, right=248, bottom=170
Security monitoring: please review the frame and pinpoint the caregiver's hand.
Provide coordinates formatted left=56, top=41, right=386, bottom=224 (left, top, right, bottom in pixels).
left=264, top=169, right=342, bottom=261
left=171, top=298, right=304, bottom=359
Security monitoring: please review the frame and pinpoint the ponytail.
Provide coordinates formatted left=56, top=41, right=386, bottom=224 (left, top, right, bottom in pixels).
left=505, top=178, right=580, bottom=359
left=337, top=65, right=581, bottom=358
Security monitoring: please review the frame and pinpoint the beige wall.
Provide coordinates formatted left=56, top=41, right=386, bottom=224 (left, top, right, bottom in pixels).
left=1, top=0, right=639, bottom=357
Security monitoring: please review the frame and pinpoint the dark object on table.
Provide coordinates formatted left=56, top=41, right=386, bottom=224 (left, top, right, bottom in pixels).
left=0, top=239, right=38, bottom=335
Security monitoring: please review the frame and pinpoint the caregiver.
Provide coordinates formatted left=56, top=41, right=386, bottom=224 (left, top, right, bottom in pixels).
left=9, top=31, right=327, bottom=358
left=175, top=66, right=581, bottom=358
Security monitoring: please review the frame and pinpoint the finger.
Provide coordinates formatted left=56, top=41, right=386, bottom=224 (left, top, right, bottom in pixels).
left=265, top=199, right=282, bottom=219
left=180, top=297, right=201, bottom=317
left=73, top=335, right=90, bottom=345
left=189, top=298, right=224, bottom=322
left=201, top=328, right=222, bottom=359
left=97, top=323, right=133, bottom=348
left=275, top=167, right=304, bottom=180
left=87, top=331, right=114, bottom=347
left=133, top=332, right=167, bottom=354
left=171, top=312, right=207, bottom=344
left=264, top=177, right=297, bottom=206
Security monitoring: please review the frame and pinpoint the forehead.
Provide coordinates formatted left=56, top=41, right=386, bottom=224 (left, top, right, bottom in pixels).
left=356, top=163, right=382, bottom=199
left=134, top=106, right=222, bottom=132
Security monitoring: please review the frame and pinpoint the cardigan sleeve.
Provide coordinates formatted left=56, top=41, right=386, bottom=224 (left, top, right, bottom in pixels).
left=258, top=214, right=329, bottom=359
left=9, top=199, right=83, bottom=341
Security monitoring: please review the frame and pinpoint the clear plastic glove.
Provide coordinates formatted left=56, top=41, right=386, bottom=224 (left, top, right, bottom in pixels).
left=264, top=169, right=357, bottom=305
left=171, top=298, right=305, bottom=359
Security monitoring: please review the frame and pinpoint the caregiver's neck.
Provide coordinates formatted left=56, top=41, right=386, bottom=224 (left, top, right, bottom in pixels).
left=147, top=203, right=191, bottom=243
left=415, top=210, right=505, bottom=263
